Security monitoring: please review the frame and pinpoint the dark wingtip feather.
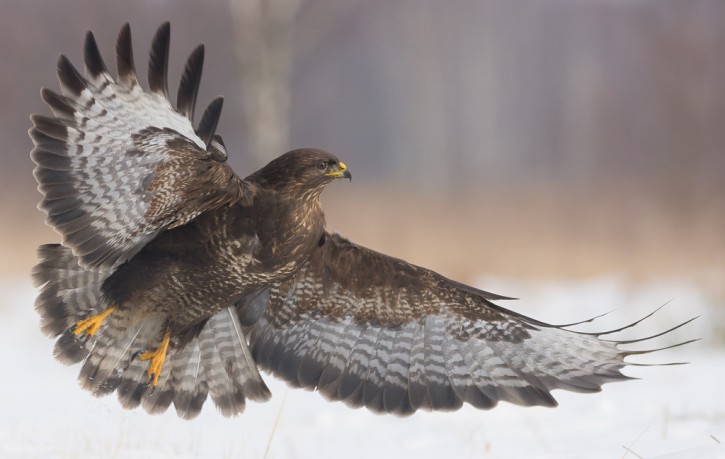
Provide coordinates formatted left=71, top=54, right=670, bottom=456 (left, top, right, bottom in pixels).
left=57, top=55, right=88, bottom=96
left=148, top=22, right=171, bottom=97
left=30, top=114, right=70, bottom=141
left=40, top=88, right=76, bottom=119
left=382, top=384, right=413, bottom=414
left=609, top=316, right=700, bottom=345
left=116, top=23, right=137, bottom=85
left=84, top=31, right=108, bottom=78
left=196, top=96, right=224, bottom=147
left=426, top=382, right=464, bottom=411
left=593, top=304, right=670, bottom=337
left=209, top=134, right=228, bottom=161
left=29, top=129, right=70, bottom=161
left=177, top=44, right=205, bottom=121
left=621, top=338, right=701, bottom=357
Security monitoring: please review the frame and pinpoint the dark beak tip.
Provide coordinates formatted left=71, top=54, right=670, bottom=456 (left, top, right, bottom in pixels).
left=343, top=170, right=352, bottom=181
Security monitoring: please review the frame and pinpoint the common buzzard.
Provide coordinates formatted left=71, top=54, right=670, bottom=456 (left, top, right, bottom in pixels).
left=30, top=23, right=694, bottom=419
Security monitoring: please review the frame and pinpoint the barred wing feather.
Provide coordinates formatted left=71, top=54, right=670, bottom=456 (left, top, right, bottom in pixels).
left=30, top=22, right=243, bottom=272
left=241, top=232, right=694, bottom=415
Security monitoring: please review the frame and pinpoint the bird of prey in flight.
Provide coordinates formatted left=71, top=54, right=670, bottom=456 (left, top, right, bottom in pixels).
left=30, top=23, right=694, bottom=419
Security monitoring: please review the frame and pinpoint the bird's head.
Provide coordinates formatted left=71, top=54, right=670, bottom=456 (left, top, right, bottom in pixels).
left=250, top=148, right=351, bottom=197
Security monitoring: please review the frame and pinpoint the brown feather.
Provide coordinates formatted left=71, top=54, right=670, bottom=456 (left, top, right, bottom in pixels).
left=31, top=22, right=694, bottom=420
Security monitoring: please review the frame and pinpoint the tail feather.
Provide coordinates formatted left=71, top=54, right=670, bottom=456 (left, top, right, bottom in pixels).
left=141, top=355, right=176, bottom=415
left=169, top=336, right=208, bottom=419
left=53, top=329, right=92, bottom=364
left=213, top=307, right=271, bottom=402
left=33, top=244, right=106, bottom=337
left=117, top=353, right=154, bottom=410
left=33, top=243, right=270, bottom=418
left=79, top=315, right=163, bottom=396
left=199, top=315, right=247, bottom=417
left=140, top=340, right=178, bottom=415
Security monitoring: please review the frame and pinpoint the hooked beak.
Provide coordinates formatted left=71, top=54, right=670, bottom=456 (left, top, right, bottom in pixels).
left=325, top=161, right=352, bottom=181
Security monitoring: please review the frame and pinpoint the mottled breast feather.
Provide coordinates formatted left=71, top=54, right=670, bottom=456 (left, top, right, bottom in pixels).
left=30, top=23, right=244, bottom=272
left=30, top=22, right=696, bottom=420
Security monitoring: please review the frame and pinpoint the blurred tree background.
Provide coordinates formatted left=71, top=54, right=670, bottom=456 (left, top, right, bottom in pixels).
left=1, top=0, right=723, bottom=303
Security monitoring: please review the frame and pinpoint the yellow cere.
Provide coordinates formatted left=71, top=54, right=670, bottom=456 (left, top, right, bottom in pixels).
left=325, top=161, right=347, bottom=177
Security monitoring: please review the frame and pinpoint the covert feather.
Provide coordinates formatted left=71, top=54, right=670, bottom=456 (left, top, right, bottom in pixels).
left=30, top=23, right=694, bottom=419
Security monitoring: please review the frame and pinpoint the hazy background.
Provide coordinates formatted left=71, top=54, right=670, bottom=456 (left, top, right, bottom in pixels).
left=2, top=1, right=724, bottom=304
left=1, top=2, right=723, bottom=457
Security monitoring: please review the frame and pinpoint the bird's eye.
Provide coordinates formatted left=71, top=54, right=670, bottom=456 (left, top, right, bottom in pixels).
left=317, top=160, right=328, bottom=171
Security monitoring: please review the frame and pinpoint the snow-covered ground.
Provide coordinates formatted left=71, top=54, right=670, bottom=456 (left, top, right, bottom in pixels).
left=1, top=276, right=723, bottom=459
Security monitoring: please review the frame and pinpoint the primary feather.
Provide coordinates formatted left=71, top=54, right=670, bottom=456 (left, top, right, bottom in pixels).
left=30, top=23, right=694, bottom=419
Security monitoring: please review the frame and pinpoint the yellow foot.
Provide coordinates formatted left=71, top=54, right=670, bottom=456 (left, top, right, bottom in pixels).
left=139, top=328, right=171, bottom=386
left=73, top=306, right=116, bottom=336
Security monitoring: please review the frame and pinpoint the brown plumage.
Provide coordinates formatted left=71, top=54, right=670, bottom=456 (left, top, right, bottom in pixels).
left=30, top=23, right=695, bottom=419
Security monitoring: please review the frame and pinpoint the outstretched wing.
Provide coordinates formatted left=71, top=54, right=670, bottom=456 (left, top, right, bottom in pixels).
left=240, top=232, right=694, bottom=415
left=30, top=23, right=243, bottom=272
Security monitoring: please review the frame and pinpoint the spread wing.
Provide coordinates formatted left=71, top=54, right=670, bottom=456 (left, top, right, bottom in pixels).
left=240, top=232, right=694, bottom=415
left=30, top=23, right=244, bottom=272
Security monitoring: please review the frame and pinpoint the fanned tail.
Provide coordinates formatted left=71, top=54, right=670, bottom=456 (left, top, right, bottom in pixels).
left=199, top=307, right=272, bottom=417
left=33, top=244, right=270, bottom=419
left=143, top=307, right=271, bottom=418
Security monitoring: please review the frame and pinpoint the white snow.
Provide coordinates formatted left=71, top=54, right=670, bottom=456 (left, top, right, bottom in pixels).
left=1, top=276, right=722, bottom=459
